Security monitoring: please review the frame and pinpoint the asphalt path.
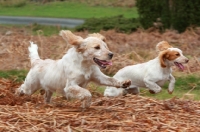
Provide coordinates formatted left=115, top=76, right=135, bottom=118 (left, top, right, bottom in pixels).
left=0, top=16, right=85, bottom=28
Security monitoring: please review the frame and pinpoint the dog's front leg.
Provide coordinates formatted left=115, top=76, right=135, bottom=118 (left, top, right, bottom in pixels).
left=92, top=69, right=131, bottom=88
left=103, top=77, right=131, bottom=88
left=144, top=78, right=162, bottom=94
left=64, top=85, right=92, bottom=108
left=168, top=74, right=175, bottom=94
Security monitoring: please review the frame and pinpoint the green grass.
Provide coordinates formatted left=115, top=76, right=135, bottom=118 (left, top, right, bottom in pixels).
left=1, top=70, right=199, bottom=100
left=141, top=73, right=200, bottom=100
left=0, top=1, right=138, bottom=19
left=0, top=70, right=28, bottom=82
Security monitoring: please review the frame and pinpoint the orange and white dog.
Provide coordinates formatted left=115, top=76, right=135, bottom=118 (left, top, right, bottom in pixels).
left=104, top=41, right=189, bottom=97
left=16, top=30, right=131, bottom=108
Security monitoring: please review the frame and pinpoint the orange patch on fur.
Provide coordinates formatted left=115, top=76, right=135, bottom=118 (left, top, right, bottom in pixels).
left=165, top=50, right=180, bottom=60
left=159, top=50, right=179, bottom=67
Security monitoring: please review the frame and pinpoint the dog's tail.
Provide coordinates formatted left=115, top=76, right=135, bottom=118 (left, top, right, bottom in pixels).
left=29, top=41, right=40, bottom=65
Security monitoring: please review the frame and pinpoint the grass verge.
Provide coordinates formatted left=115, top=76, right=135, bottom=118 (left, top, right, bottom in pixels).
left=0, top=1, right=138, bottom=19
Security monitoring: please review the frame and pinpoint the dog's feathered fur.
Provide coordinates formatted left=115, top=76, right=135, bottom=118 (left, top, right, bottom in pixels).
left=16, top=30, right=131, bottom=108
left=104, top=41, right=189, bottom=97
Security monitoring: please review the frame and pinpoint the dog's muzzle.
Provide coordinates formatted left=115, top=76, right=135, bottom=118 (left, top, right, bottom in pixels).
left=93, top=57, right=112, bottom=69
left=108, top=53, right=113, bottom=59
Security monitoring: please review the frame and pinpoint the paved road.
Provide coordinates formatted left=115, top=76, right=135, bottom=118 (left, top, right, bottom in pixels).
left=0, top=16, right=84, bottom=28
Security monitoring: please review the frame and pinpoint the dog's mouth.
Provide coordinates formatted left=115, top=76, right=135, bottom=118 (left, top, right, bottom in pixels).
left=93, top=58, right=112, bottom=69
left=174, top=62, right=184, bottom=71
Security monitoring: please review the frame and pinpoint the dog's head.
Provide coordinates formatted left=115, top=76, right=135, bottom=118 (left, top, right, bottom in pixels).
left=60, top=30, right=113, bottom=69
left=159, top=48, right=189, bottom=70
left=156, top=41, right=173, bottom=52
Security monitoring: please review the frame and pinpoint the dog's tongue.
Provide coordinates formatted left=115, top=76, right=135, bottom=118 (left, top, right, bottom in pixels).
left=175, top=62, right=184, bottom=70
left=99, top=60, right=112, bottom=66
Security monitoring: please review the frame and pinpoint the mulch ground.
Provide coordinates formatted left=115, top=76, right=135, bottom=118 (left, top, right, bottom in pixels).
left=0, top=78, right=200, bottom=132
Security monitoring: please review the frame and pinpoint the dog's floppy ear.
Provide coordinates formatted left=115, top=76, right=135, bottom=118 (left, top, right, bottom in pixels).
left=60, top=30, right=83, bottom=46
left=60, top=30, right=85, bottom=52
left=156, top=41, right=173, bottom=52
left=88, top=33, right=106, bottom=42
left=159, top=50, right=169, bottom=68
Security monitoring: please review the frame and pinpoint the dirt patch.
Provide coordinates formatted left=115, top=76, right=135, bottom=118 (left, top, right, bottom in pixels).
left=0, top=78, right=200, bottom=131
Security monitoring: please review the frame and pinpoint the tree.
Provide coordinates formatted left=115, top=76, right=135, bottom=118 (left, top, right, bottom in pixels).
left=136, top=0, right=200, bottom=32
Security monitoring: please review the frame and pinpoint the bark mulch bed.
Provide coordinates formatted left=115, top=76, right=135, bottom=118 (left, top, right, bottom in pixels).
left=0, top=78, right=199, bottom=132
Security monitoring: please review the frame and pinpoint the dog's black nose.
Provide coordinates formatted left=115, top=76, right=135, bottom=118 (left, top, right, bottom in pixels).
left=108, top=53, right=113, bottom=59
left=185, top=59, right=189, bottom=63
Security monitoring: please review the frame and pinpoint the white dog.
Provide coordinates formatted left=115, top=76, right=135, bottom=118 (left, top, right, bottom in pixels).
left=16, top=30, right=131, bottom=108
left=104, top=41, right=189, bottom=97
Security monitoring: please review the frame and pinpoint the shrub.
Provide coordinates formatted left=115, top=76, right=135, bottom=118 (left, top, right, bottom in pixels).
left=75, top=15, right=141, bottom=33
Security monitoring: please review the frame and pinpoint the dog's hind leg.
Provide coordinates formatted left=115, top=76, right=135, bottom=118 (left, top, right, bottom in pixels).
left=64, top=85, right=92, bottom=108
left=125, top=87, right=140, bottom=95
left=44, top=90, right=53, bottom=103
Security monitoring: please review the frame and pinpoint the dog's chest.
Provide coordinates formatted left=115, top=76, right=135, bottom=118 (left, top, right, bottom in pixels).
left=84, top=72, right=91, bottom=80
left=156, top=73, right=170, bottom=86
left=76, top=69, right=92, bottom=84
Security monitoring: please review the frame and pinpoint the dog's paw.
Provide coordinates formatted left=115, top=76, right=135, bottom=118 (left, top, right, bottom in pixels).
left=149, top=88, right=161, bottom=94
left=126, top=88, right=140, bottom=95
left=168, top=89, right=173, bottom=94
left=15, top=88, right=24, bottom=96
left=122, top=89, right=128, bottom=96
left=149, top=89, right=156, bottom=94
left=81, top=97, right=91, bottom=109
left=121, top=80, right=131, bottom=88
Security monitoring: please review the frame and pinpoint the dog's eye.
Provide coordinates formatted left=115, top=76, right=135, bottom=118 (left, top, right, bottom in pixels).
left=94, top=46, right=100, bottom=50
left=175, top=53, right=180, bottom=56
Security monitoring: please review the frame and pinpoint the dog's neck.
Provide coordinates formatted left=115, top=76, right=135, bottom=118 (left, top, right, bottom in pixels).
left=164, top=59, right=173, bottom=69
left=155, top=57, right=172, bottom=71
left=67, top=47, right=94, bottom=69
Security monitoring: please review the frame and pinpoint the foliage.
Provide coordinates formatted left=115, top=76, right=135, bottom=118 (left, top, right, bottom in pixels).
left=75, top=15, right=141, bottom=33
left=136, top=0, right=162, bottom=29
left=0, top=0, right=26, bottom=7
left=136, top=0, right=200, bottom=32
